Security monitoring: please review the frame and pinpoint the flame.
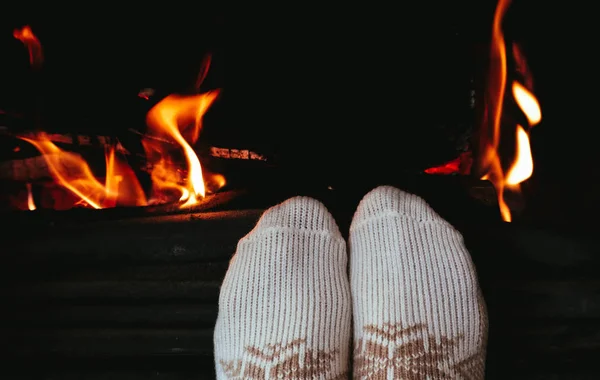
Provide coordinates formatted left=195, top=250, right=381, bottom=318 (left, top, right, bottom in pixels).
left=19, top=134, right=146, bottom=209
left=104, top=146, right=121, bottom=208
left=489, top=0, right=510, bottom=156
left=512, top=43, right=534, bottom=90
left=512, top=81, right=542, bottom=126
left=13, top=25, right=43, bottom=68
left=477, top=0, right=542, bottom=222
left=103, top=144, right=147, bottom=208
left=505, top=125, right=533, bottom=186
left=26, top=183, right=36, bottom=210
left=13, top=39, right=223, bottom=211
left=144, top=91, right=219, bottom=208
left=195, top=54, right=212, bottom=91
left=477, top=0, right=511, bottom=221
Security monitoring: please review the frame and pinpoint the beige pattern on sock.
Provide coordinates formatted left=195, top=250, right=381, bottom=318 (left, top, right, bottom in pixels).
left=349, top=186, right=488, bottom=379
left=214, top=196, right=351, bottom=379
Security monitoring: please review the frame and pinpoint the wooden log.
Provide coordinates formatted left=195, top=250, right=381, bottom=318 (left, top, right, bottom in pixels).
left=0, top=126, right=274, bottom=183
left=1, top=188, right=248, bottom=220
left=0, top=146, right=272, bottom=182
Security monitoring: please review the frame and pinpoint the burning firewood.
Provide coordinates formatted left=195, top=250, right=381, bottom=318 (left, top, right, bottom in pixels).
left=0, top=118, right=275, bottom=210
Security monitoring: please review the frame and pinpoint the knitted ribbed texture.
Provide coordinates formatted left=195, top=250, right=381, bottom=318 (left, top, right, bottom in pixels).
left=349, top=186, right=488, bottom=379
left=214, top=196, right=351, bottom=379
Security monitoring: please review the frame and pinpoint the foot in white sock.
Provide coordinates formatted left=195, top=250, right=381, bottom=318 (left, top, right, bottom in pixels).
left=349, top=186, right=488, bottom=379
left=214, top=196, right=351, bottom=379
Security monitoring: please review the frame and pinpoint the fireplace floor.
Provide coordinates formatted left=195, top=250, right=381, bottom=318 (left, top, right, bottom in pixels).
left=2, top=178, right=599, bottom=379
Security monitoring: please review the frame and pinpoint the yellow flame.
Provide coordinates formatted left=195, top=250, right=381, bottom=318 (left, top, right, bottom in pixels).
left=478, top=0, right=542, bottom=223
left=145, top=91, right=219, bottom=208
left=26, top=183, right=36, bottom=210
left=512, top=81, right=542, bottom=126
left=506, top=125, right=534, bottom=186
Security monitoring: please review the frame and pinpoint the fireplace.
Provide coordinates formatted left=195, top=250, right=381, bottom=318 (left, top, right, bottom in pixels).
left=2, top=2, right=600, bottom=379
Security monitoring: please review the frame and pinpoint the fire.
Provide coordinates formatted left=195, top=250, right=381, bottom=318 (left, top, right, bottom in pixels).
left=12, top=26, right=223, bottom=210
left=512, top=81, right=542, bottom=126
left=505, top=125, right=533, bottom=186
left=144, top=91, right=220, bottom=208
left=26, top=183, right=36, bottom=210
left=19, top=134, right=147, bottom=209
left=17, top=87, right=222, bottom=210
left=195, top=54, right=212, bottom=91
left=18, top=90, right=221, bottom=210
left=13, top=25, right=43, bottom=68
left=477, top=0, right=542, bottom=222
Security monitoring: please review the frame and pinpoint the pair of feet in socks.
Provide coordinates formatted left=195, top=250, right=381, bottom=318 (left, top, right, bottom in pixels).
left=214, top=186, right=488, bottom=379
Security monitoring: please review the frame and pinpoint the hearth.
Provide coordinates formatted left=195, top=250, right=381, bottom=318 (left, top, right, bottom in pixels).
left=3, top=179, right=599, bottom=379
left=2, top=2, right=600, bottom=379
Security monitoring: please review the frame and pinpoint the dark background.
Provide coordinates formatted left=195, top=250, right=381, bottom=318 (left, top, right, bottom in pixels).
left=0, top=1, right=598, bottom=224
left=0, top=3, right=487, bottom=166
left=1, top=5, right=599, bottom=379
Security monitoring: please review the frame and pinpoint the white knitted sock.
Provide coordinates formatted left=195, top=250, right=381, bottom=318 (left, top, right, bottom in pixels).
left=214, top=196, right=351, bottom=379
left=349, top=186, right=488, bottom=379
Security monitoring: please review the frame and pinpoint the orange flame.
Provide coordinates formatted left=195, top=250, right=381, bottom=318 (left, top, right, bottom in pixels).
left=13, top=37, right=224, bottom=211
left=195, top=54, right=212, bottom=91
left=144, top=91, right=220, bottom=208
left=26, top=183, right=36, bottom=210
left=19, top=134, right=147, bottom=209
left=513, top=42, right=534, bottom=90
left=13, top=25, right=43, bottom=68
left=478, top=0, right=542, bottom=222
left=18, top=89, right=221, bottom=210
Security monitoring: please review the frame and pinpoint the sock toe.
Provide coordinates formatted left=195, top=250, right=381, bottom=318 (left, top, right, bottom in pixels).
left=214, top=196, right=351, bottom=379
left=349, top=185, right=487, bottom=379
left=252, top=196, right=341, bottom=236
left=351, top=185, right=443, bottom=226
